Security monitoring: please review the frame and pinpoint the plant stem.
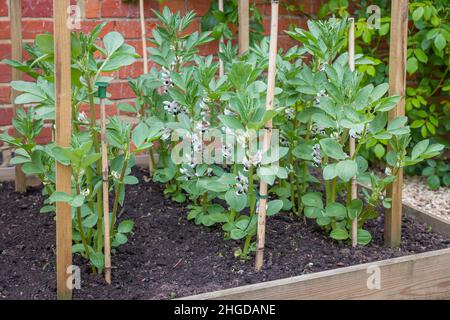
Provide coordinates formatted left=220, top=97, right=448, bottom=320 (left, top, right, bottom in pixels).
left=75, top=179, right=91, bottom=262
left=201, top=192, right=208, bottom=213
left=86, top=79, right=103, bottom=252
left=230, top=164, right=238, bottom=222
left=110, top=154, right=129, bottom=235
left=242, top=165, right=255, bottom=259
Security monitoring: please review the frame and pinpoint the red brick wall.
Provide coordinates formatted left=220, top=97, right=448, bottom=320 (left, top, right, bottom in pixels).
left=0, top=0, right=321, bottom=161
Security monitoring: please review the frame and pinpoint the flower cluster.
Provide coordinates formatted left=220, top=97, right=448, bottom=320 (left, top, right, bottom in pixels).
left=199, top=97, right=211, bottom=121
left=161, top=67, right=174, bottom=94
left=236, top=172, right=249, bottom=195
left=242, top=150, right=262, bottom=171
left=163, top=100, right=185, bottom=116
left=77, top=112, right=89, bottom=124
left=311, top=123, right=326, bottom=137
left=191, top=133, right=203, bottom=153
left=161, top=127, right=171, bottom=141
left=315, top=89, right=327, bottom=105
left=285, top=107, right=295, bottom=120
left=312, top=143, right=322, bottom=167
left=222, top=143, right=233, bottom=160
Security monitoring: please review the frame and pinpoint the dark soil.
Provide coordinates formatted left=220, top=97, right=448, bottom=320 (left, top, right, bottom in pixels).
left=1, top=169, right=449, bottom=300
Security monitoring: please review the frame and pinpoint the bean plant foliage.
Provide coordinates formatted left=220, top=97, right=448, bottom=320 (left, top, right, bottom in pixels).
left=0, top=7, right=445, bottom=269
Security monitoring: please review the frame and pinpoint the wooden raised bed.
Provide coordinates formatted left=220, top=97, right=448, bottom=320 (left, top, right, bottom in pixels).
left=2, top=157, right=449, bottom=300
left=180, top=205, right=450, bottom=300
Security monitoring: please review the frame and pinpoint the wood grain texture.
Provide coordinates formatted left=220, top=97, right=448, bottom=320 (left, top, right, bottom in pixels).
left=54, top=0, right=73, bottom=300
left=385, top=0, right=409, bottom=247
left=9, top=0, right=27, bottom=193
left=238, top=0, right=249, bottom=54
left=100, top=99, right=111, bottom=284
left=348, top=17, right=358, bottom=248
left=182, top=248, right=450, bottom=300
left=218, top=0, right=224, bottom=77
left=255, top=0, right=279, bottom=271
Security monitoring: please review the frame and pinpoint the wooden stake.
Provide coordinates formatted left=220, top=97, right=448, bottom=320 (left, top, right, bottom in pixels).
left=385, top=0, right=409, bottom=248
left=54, top=0, right=72, bottom=300
left=139, top=0, right=149, bottom=74
left=9, top=0, right=26, bottom=193
left=99, top=96, right=111, bottom=284
left=139, top=0, right=155, bottom=175
left=238, top=0, right=249, bottom=54
left=255, top=0, right=279, bottom=272
left=348, top=18, right=358, bottom=248
left=218, top=0, right=224, bottom=77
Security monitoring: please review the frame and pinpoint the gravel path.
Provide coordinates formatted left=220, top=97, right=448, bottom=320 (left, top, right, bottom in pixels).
left=403, top=176, right=450, bottom=222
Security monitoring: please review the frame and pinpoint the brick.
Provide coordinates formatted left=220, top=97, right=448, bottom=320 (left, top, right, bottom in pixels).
left=80, top=20, right=115, bottom=37
left=199, top=40, right=219, bottom=56
left=119, top=61, right=144, bottom=79
left=0, top=0, right=7, bottom=16
left=109, top=81, right=135, bottom=100
left=22, top=20, right=54, bottom=40
left=85, top=0, right=100, bottom=18
left=278, top=35, right=297, bottom=51
left=160, top=0, right=186, bottom=15
left=0, top=107, right=13, bottom=126
left=0, top=86, right=10, bottom=104
left=0, top=43, right=11, bottom=60
left=186, top=0, right=211, bottom=16
left=79, top=103, right=118, bottom=119
left=0, top=63, right=12, bottom=83
left=101, top=0, right=140, bottom=18
left=21, top=0, right=53, bottom=17
left=36, top=126, right=52, bottom=144
left=114, top=20, right=142, bottom=39
left=0, top=21, right=10, bottom=40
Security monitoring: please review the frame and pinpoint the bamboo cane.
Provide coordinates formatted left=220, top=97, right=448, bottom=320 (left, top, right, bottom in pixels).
left=139, top=0, right=155, bottom=175
left=97, top=83, right=111, bottom=284
left=255, top=0, right=279, bottom=272
left=218, top=0, right=224, bottom=77
left=348, top=18, right=358, bottom=248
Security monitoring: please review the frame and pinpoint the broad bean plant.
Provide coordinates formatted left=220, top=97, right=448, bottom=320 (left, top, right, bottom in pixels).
left=0, top=24, right=153, bottom=271
left=1, top=8, right=445, bottom=265
left=133, top=9, right=442, bottom=254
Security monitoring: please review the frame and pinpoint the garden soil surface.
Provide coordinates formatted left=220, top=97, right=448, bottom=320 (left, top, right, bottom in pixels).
left=1, top=168, right=450, bottom=300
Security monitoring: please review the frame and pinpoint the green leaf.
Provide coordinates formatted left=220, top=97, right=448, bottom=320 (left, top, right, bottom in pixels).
left=323, top=163, right=337, bottom=180
left=347, top=199, right=363, bottom=220
left=357, top=229, right=372, bottom=245
left=225, top=190, right=247, bottom=212
left=114, top=233, right=128, bottom=245
left=89, top=251, right=105, bottom=269
left=325, top=203, right=347, bottom=219
left=407, top=57, right=418, bottom=74
left=330, top=228, right=349, bottom=240
left=301, top=192, right=323, bottom=209
left=118, top=220, right=134, bottom=233
left=218, top=115, right=244, bottom=130
left=434, top=33, right=446, bottom=51
left=412, top=140, right=429, bottom=160
left=320, top=138, right=348, bottom=160
left=103, top=31, right=125, bottom=54
left=70, top=195, right=85, bottom=208
left=230, top=229, right=246, bottom=240
left=336, top=159, right=358, bottom=182
left=49, top=192, right=73, bottom=203
left=374, top=144, right=385, bottom=159
left=266, top=200, right=283, bottom=216
left=132, top=122, right=149, bottom=148
left=427, top=175, right=440, bottom=190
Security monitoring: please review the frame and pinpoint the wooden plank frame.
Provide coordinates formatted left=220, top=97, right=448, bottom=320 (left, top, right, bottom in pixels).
left=238, top=0, right=249, bottom=54
left=182, top=247, right=450, bottom=300
left=385, top=0, right=409, bottom=247
left=9, top=0, right=27, bottom=193
left=54, top=0, right=73, bottom=300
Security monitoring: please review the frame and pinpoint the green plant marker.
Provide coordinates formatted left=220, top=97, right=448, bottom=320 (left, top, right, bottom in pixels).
left=96, top=82, right=109, bottom=99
